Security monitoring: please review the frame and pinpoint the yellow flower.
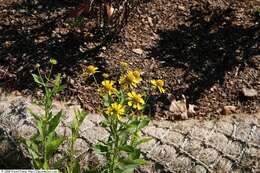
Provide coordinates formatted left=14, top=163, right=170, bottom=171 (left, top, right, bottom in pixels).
left=133, top=70, right=142, bottom=83
left=119, top=70, right=142, bottom=88
left=106, top=103, right=125, bottom=119
left=102, top=80, right=117, bottom=95
left=82, top=65, right=99, bottom=77
left=151, top=79, right=165, bottom=93
left=127, top=91, right=145, bottom=110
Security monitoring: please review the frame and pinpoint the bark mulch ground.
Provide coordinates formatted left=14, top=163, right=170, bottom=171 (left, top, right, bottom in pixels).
left=0, top=0, right=259, bottom=120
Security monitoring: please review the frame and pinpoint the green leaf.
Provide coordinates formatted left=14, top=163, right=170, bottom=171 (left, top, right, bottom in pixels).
left=126, top=116, right=150, bottom=133
left=53, top=73, right=62, bottom=93
left=139, top=117, right=150, bottom=129
left=118, top=162, right=137, bottom=173
left=119, top=168, right=135, bottom=173
left=43, top=161, right=49, bottom=169
left=26, top=140, right=40, bottom=159
left=66, top=160, right=81, bottom=173
left=119, top=158, right=147, bottom=172
left=134, top=137, right=153, bottom=147
left=127, top=119, right=140, bottom=129
left=119, top=130, right=129, bottom=146
left=72, top=161, right=81, bottom=173
left=129, top=149, right=141, bottom=160
left=95, top=144, right=108, bottom=154
left=71, top=110, right=87, bottom=140
left=52, top=157, right=65, bottom=169
left=45, top=137, right=64, bottom=160
left=84, top=166, right=100, bottom=173
left=75, top=110, right=87, bottom=127
left=37, top=119, right=45, bottom=139
left=103, top=95, right=111, bottom=107
left=48, top=110, right=62, bottom=134
left=32, top=159, right=43, bottom=169
left=43, top=90, right=53, bottom=114
left=71, top=116, right=79, bottom=132
left=27, top=108, right=41, bottom=121
left=25, top=139, right=44, bottom=169
left=132, top=159, right=147, bottom=165
left=32, top=74, right=44, bottom=86
left=100, top=119, right=110, bottom=128
left=117, top=90, right=126, bottom=105
left=118, top=145, right=134, bottom=153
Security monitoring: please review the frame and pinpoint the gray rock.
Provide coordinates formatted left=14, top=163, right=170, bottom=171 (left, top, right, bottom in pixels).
left=242, top=87, right=258, bottom=97
left=0, top=94, right=260, bottom=172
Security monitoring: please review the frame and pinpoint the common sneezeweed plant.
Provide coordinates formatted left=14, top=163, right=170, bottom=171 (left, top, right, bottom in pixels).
left=82, top=64, right=166, bottom=173
left=26, top=59, right=65, bottom=169
left=26, top=59, right=87, bottom=172
left=151, top=79, right=165, bottom=94
left=66, top=110, right=87, bottom=173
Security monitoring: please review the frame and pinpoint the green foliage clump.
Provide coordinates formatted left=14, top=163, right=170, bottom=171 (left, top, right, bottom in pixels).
left=83, top=63, right=165, bottom=173
left=25, top=60, right=165, bottom=173
left=26, top=59, right=87, bottom=172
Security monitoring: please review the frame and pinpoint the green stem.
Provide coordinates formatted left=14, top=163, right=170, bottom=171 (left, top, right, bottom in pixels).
left=37, top=67, right=44, bottom=85
left=109, top=117, right=119, bottom=173
left=93, top=75, right=102, bottom=95
left=48, top=64, right=53, bottom=81
left=68, top=135, right=75, bottom=173
left=144, top=87, right=153, bottom=116
left=93, top=75, right=98, bottom=86
left=43, top=143, right=48, bottom=169
left=43, top=123, right=48, bottom=169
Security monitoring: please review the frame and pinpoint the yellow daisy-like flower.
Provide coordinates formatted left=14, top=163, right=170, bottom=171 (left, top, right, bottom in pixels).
left=133, top=70, right=142, bottom=83
left=151, top=79, right=165, bottom=93
left=119, top=70, right=142, bottom=88
left=102, top=80, right=117, bottom=95
left=106, top=103, right=125, bottom=119
left=82, top=65, right=99, bottom=77
left=127, top=91, right=145, bottom=110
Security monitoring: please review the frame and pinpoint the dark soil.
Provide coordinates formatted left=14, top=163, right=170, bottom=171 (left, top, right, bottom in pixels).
left=0, top=0, right=259, bottom=120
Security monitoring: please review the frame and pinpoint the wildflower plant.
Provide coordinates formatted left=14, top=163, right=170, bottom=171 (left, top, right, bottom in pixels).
left=82, top=65, right=99, bottom=78
left=127, top=91, right=145, bottom=110
left=102, top=80, right=117, bottom=95
left=25, top=60, right=165, bottom=173
left=26, top=59, right=65, bottom=169
left=83, top=64, right=166, bottom=173
left=151, top=79, right=165, bottom=93
left=119, top=70, right=142, bottom=88
left=26, top=59, right=87, bottom=172
left=66, top=110, right=87, bottom=173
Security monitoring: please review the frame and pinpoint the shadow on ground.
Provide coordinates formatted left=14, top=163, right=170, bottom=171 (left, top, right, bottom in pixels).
left=148, top=5, right=259, bottom=103
left=0, top=0, right=149, bottom=91
left=0, top=0, right=127, bottom=91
